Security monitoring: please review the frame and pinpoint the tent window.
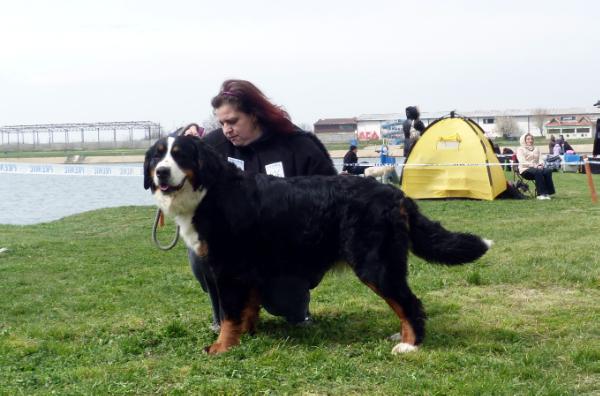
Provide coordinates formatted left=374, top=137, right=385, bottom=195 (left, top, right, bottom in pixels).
left=437, top=141, right=460, bottom=150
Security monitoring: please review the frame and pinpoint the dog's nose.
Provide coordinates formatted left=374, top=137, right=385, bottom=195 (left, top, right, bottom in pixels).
left=156, top=167, right=171, bottom=180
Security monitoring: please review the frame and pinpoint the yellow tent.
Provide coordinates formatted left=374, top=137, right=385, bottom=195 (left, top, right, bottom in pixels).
left=401, top=116, right=507, bottom=200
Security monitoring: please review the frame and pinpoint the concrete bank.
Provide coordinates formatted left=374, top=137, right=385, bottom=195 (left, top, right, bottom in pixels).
left=2, top=144, right=594, bottom=164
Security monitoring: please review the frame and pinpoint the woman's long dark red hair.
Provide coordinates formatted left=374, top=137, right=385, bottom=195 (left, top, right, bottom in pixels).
left=211, top=79, right=295, bottom=134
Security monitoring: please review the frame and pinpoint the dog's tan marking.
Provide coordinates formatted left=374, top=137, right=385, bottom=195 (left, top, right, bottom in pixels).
left=399, top=203, right=410, bottom=227
left=363, top=282, right=416, bottom=346
left=183, top=169, right=196, bottom=188
left=241, top=289, right=261, bottom=334
left=384, top=298, right=416, bottom=345
left=205, top=290, right=261, bottom=355
left=195, top=240, right=209, bottom=257
left=205, top=319, right=242, bottom=355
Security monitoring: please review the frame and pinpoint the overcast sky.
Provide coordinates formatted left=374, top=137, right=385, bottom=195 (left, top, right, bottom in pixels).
left=1, top=0, right=599, bottom=130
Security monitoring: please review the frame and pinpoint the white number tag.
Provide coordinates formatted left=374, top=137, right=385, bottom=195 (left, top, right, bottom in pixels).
left=227, top=157, right=245, bottom=171
left=265, top=162, right=285, bottom=177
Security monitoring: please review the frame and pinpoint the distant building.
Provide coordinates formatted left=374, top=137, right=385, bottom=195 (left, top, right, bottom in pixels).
left=313, top=118, right=356, bottom=143
left=353, top=108, right=600, bottom=140
left=544, top=116, right=594, bottom=139
left=356, top=113, right=403, bottom=141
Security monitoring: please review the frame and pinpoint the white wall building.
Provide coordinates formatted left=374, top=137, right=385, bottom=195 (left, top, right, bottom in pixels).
left=356, top=107, right=600, bottom=141
left=356, top=113, right=404, bottom=140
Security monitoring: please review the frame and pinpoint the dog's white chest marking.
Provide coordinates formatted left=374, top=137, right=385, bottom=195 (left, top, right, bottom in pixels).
left=154, top=179, right=207, bottom=255
left=154, top=145, right=206, bottom=254
left=176, top=212, right=203, bottom=255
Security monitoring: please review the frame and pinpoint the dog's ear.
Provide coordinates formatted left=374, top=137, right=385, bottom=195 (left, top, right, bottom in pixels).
left=143, top=145, right=154, bottom=190
left=191, top=137, right=227, bottom=190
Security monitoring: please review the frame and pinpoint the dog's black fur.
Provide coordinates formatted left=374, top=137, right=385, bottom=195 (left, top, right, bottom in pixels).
left=144, top=135, right=491, bottom=354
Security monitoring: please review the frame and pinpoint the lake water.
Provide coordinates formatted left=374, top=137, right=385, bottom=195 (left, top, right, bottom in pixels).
left=0, top=158, right=386, bottom=225
left=0, top=171, right=155, bottom=225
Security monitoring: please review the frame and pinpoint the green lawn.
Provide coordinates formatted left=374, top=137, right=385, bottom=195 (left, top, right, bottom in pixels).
left=1, top=172, right=599, bottom=394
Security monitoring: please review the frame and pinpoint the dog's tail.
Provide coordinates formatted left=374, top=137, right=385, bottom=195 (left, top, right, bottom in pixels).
left=403, top=198, right=492, bottom=265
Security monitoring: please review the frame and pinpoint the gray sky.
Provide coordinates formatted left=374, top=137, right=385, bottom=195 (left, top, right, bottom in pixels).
left=1, top=0, right=599, bottom=130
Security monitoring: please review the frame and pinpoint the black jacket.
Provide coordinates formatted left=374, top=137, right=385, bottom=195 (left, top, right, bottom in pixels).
left=203, top=128, right=337, bottom=177
left=342, top=150, right=358, bottom=172
left=594, top=119, right=600, bottom=157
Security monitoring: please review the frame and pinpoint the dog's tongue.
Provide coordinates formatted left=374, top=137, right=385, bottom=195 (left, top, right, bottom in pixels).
left=159, top=185, right=169, bottom=191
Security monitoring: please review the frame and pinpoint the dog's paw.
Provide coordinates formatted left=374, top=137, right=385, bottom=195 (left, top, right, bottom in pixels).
left=391, top=342, right=418, bottom=355
left=388, top=332, right=401, bottom=341
left=204, top=342, right=229, bottom=355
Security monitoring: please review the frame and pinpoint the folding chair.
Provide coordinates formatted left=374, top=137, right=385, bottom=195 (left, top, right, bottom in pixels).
left=510, top=154, right=536, bottom=198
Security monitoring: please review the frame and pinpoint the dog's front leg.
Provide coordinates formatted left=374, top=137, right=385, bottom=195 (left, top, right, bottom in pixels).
left=205, top=318, right=242, bottom=355
left=205, top=280, right=260, bottom=355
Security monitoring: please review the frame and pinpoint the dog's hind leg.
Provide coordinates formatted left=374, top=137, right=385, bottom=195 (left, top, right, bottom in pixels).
left=240, top=288, right=261, bottom=335
left=362, top=279, right=426, bottom=354
left=348, top=228, right=425, bottom=354
left=352, top=251, right=426, bottom=355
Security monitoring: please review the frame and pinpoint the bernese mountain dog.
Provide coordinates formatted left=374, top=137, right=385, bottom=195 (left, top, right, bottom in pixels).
left=144, top=135, right=492, bottom=355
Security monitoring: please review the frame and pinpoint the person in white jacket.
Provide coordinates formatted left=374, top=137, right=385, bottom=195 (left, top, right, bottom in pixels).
left=516, top=133, right=556, bottom=200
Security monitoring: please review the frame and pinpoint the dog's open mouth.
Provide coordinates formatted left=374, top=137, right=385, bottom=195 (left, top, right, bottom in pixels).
left=158, top=178, right=186, bottom=194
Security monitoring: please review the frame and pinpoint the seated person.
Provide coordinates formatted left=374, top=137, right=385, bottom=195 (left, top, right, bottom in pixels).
left=557, top=135, right=574, bottom=154
left=343, top=145, right=369, bottom=175
left=500, top=147, right=513, bottom=171
left=553, top=143, right=561, bottom=156
left=516, top=133, right=556, bottom=200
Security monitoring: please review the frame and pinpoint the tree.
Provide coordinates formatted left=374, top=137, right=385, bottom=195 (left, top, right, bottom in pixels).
left=298, top=122, right=314, bottom=133
left=201, top=113, right=221, bottom=133
left=532, top=108, right=548, bottom=137
left=494, top=115, right=521, bottom=138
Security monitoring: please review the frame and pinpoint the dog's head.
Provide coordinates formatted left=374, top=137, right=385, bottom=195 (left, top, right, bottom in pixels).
left=143, top=135, right=225, bottom=194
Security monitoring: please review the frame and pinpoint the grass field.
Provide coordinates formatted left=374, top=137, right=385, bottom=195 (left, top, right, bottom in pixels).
left=1, top=172, right=599, bottom=394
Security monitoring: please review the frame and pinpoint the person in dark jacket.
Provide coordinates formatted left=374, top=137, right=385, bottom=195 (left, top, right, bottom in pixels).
left=342, top=145, right=366, bottom=174
left=342, top=145, right=358, bottom=171
left=594, top=118, right=600, bottom=157
left=402, top=106, right=426, bottom=157
left=595, top=100, right=600, bottom=157
left=191, top=79, right=337, bottom=331
left=548, top=135, right=556, bottom=154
